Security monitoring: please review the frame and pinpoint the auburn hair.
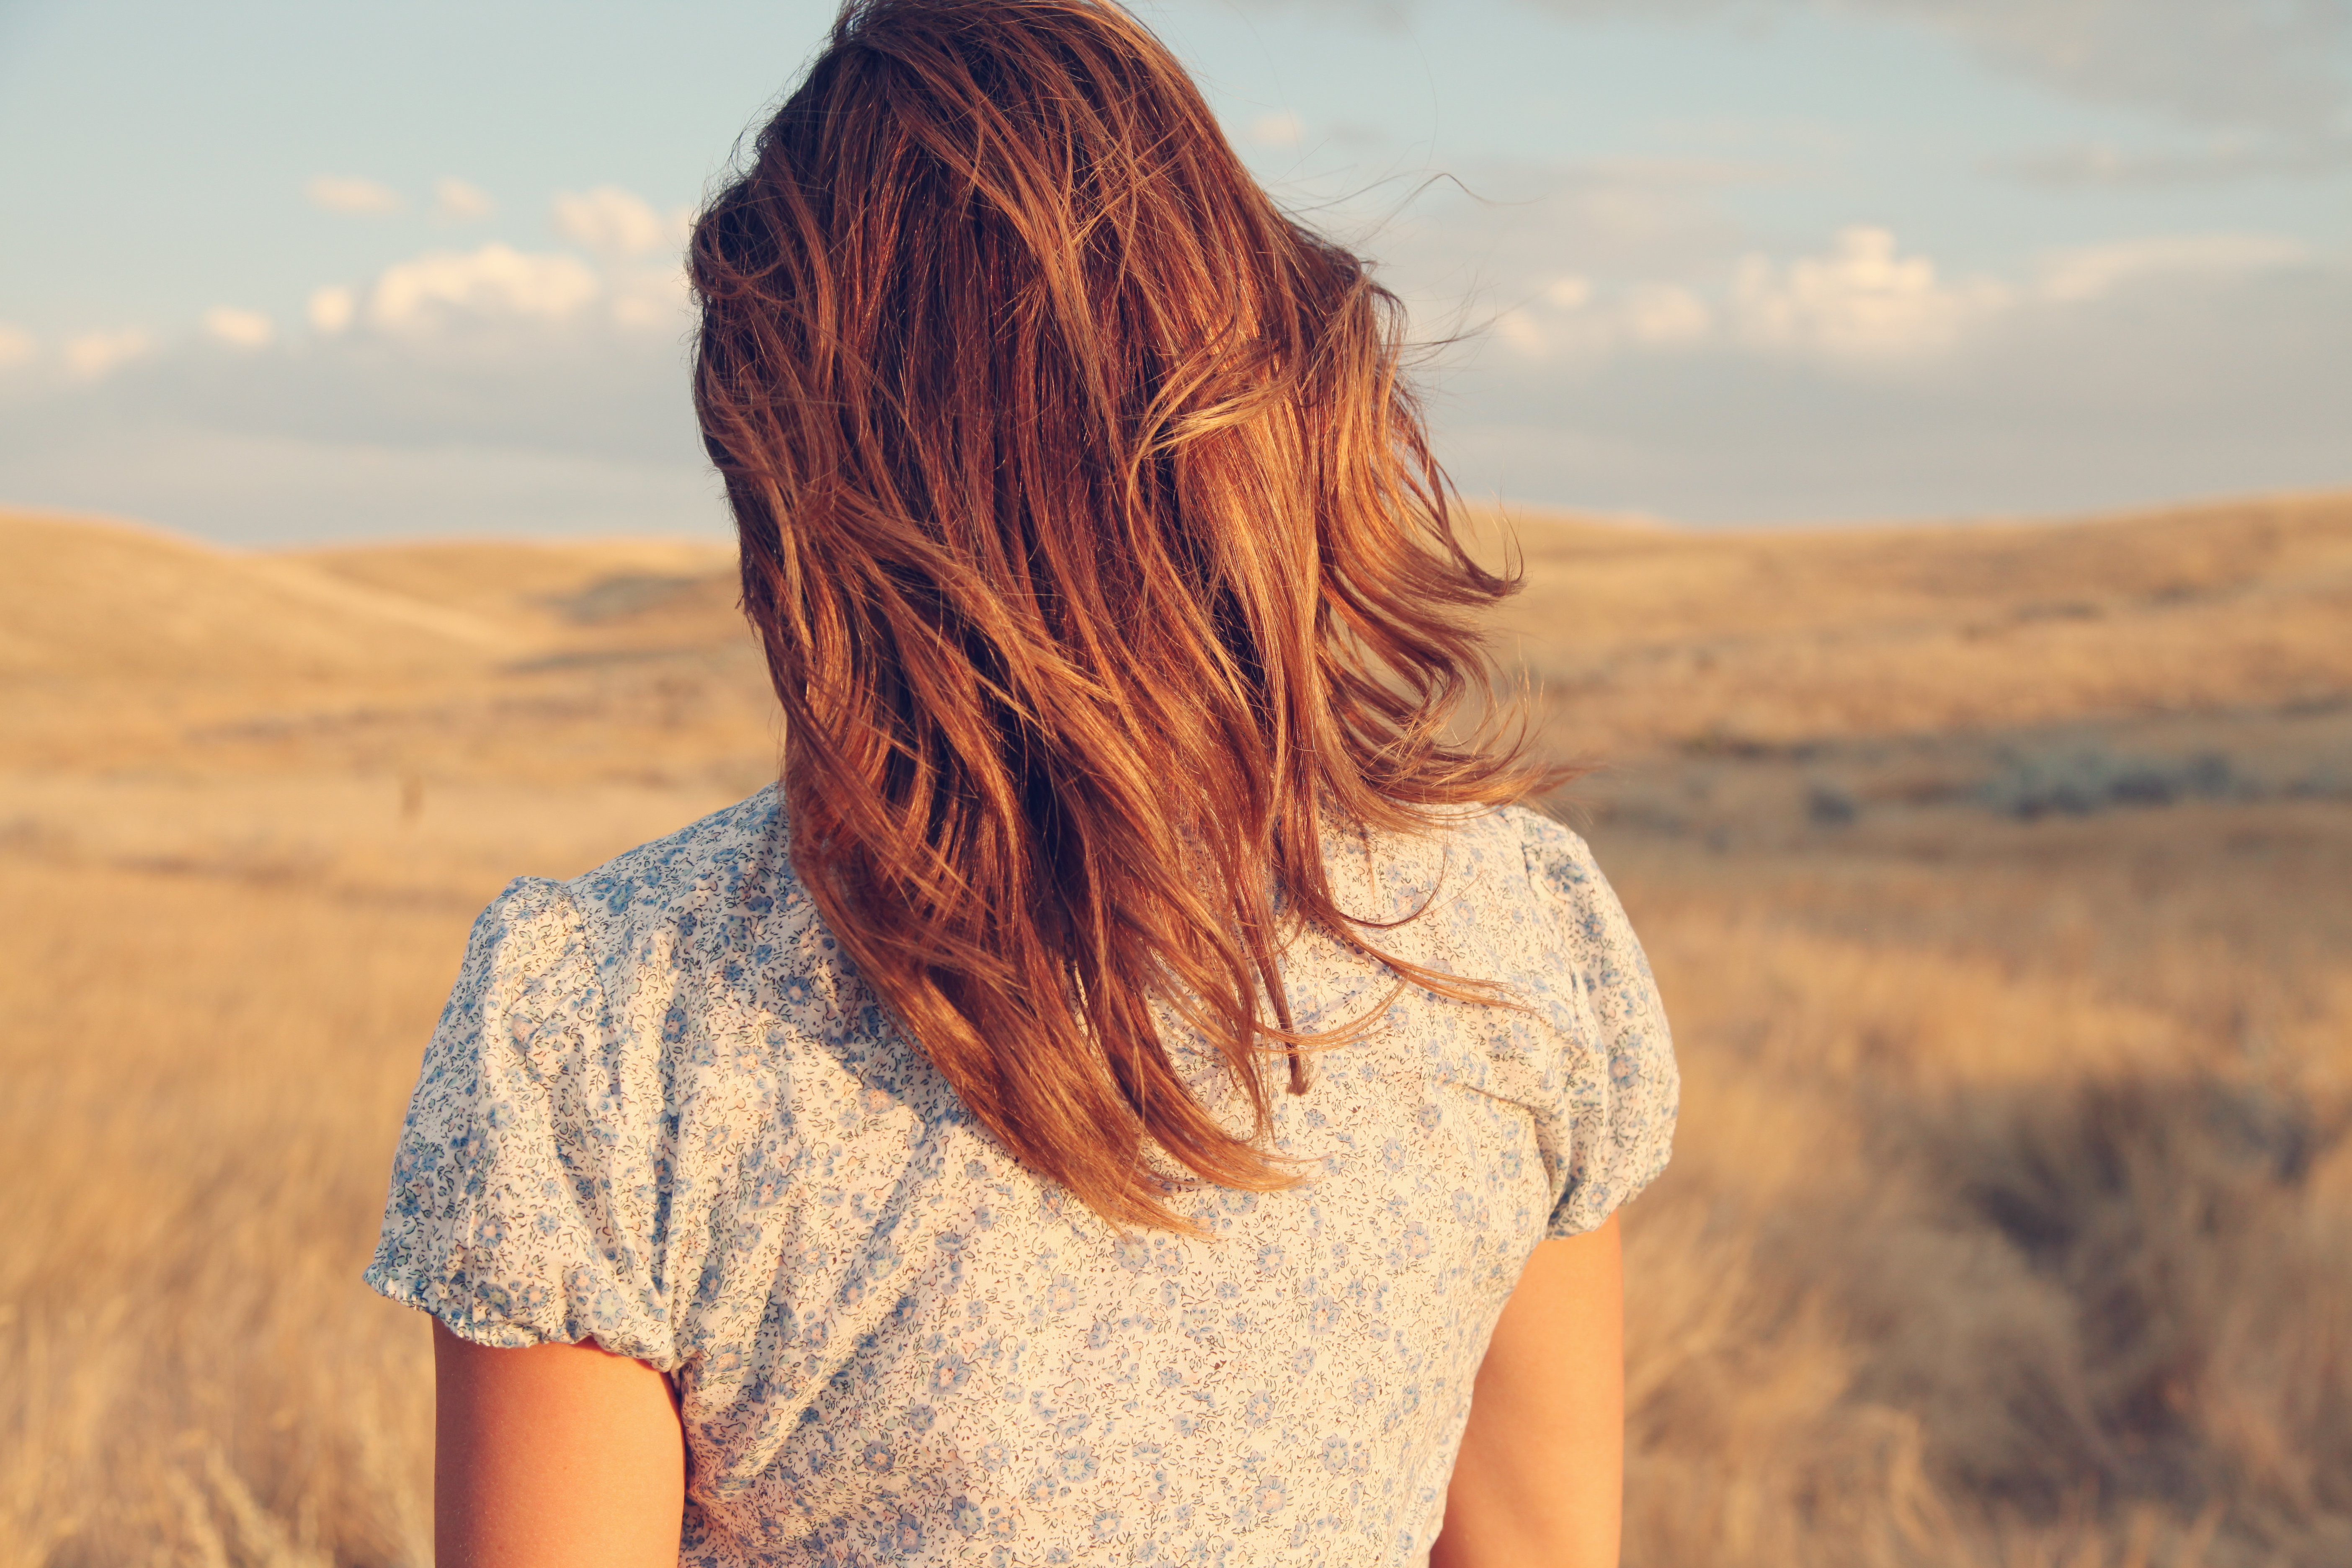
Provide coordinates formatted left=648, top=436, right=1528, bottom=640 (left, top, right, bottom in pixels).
left=691, top=0, right=1552, bottom=1231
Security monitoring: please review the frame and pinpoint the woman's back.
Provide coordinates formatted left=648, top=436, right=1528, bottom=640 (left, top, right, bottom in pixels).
left=369, top=791, right=1673, bottom=1565
left=374, top=3, right=1678, bottom=1560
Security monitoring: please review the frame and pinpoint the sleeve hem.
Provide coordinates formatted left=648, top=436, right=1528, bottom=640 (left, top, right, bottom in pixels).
left=363, top=1259, right=684, bottom=1371
left=1542, top=1139, right=1673, bottom=1239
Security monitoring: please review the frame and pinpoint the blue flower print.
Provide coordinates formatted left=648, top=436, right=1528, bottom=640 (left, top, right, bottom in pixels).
left=361, top=790, right=1676, bottom=1567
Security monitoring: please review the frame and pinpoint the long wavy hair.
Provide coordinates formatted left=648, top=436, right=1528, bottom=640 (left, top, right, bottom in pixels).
left=691, top=0, right=1552, bottom=1231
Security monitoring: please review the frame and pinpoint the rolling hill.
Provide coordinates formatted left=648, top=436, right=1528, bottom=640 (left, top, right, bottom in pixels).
left=4, top=490, right=2349, bottom=1568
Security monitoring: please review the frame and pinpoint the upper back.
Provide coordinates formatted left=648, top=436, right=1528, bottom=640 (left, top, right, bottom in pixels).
left=367, top=789, right=1675, bottom=1565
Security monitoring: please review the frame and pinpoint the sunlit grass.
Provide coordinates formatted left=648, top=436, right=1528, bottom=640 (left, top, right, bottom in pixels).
left=3, top=496, right=2347, bottom=1565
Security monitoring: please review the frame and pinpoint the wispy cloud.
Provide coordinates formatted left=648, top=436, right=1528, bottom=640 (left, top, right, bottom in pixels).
left=607, top=272, right=690, bottom=330
left=62, top=328, right=153, bottom=380
left=1866, top=0, right=2352, bottom=141
left=289, top=212, right=692, bottom=349
left=1445, top=245, right=2352, bottom=523
left=1487, top=225, right=2318, bottom=370
left=304, top=174, right=405, bottom=217
left=1358, top=155, right=1762, bottom=333
left=432, top=177, right=496, bottom=223
left=552, top=186, right=686, bottom=259
left=1732, top=227, right=2008, bottom=357
left=366, top=244, right=601, bottom=333
left=1508, top=0, right=2352, bottom=140
left=199, top=307, right=274, bottom=349
left=1495, top=228, right=1996, bottom=364
left=2001, top=136, right=2352, bottom=187
left=1280, top=0, right=2352, bottom=170
left=1620, top=282, right=1714, bottom=346
left=1251, top=111, right=1306, bottom=149
left=2038, top=233, right=2312, bottom=302
left=307, top=286, right=357, bottom=335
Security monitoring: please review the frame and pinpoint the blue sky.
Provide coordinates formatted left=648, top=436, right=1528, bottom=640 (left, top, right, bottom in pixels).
left=1, top=0, right=2347, bottom=539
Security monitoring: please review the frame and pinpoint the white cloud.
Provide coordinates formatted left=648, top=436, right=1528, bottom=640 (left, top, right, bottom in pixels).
left=1494, top=227, right=2338, bottom=375
left=609, top=269, right=691, bottom=330
left=1364, top=154, right=1761, bottom=325
left=1732, top=227, right=2008, bottom=357
left=1494, top=308, right=1550, bottom=356
left=301, top=233, right=683, bottom=346
left=304, top=174, right=405, bottom=216
left=1493, top=277, right=1600, bottom=361
left=1493, top=228, right=2012, bottom=364
left=366, top=243, right=601, bottom=333
left=552, top=186, right=683, bottom=259
left=432, top=176, right=497, bottom=223
left=1443, top=249, right=2352, bottom=524
left=1251, top=111, right=1306, bottom=149
left=1622, top=281, right=1715, bottom=345
left=6, top=233, right=2344, bottom=541
left=2039, top=232, right=2311, bottom=302
left=201, top=307, right=274, bottom=349
left=308, top=286, right=357, bottom=335
left=62, top=327, right=153, bottom=380
left=1491, top=277, right=1712, bottom=361
left=1544, top=275, right=1595, bottom=309
left=0, top=323, right=34, bottom=370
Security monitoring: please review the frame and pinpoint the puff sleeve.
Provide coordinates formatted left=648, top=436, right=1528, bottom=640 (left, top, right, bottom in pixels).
left=1513, top=810, right=1680, bottom=1238
left=364, top=876, right=682, bottom=1370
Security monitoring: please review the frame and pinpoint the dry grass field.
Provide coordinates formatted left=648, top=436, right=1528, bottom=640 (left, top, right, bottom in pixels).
left=3, top=493, right=2348, bottom=1566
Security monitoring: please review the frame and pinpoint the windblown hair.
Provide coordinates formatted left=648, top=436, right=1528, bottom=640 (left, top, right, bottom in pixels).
left=691, top=0, right=1552, bottom=1230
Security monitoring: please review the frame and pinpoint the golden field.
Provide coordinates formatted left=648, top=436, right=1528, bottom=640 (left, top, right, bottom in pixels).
left=3, top=493, right=2349, bottom=1566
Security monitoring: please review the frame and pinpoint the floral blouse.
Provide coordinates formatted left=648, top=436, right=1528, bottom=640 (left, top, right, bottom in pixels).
left=366, top=789, right=1676, bottom=1566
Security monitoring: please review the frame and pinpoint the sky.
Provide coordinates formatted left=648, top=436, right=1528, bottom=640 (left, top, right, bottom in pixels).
left=0, top=0, right=2347, bottom=541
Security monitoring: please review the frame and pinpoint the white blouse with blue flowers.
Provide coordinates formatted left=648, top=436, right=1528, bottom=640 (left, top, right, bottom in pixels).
left=366, top=789, right=1676, bottom=1566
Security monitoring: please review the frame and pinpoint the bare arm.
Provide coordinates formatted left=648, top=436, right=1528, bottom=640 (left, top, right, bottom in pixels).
left=433, top=1321, right=686, bottom=1568
left=1429, top=1213, right=1624, bottom=1568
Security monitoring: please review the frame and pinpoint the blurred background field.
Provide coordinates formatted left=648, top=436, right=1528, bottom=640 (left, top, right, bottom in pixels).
left=3, top=493, right=2347, bottom=1567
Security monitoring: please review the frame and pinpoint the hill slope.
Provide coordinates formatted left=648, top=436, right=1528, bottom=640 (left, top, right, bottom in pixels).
left=0, top=510, right=516, bottom=679
left=1478, top=490, right=2352, bottom=752
left=6, top=490, right=2348, bottom=779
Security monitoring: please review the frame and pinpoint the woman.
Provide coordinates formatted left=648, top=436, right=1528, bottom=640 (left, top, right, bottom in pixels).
left=365, top=1, right=1676, bottom=1563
